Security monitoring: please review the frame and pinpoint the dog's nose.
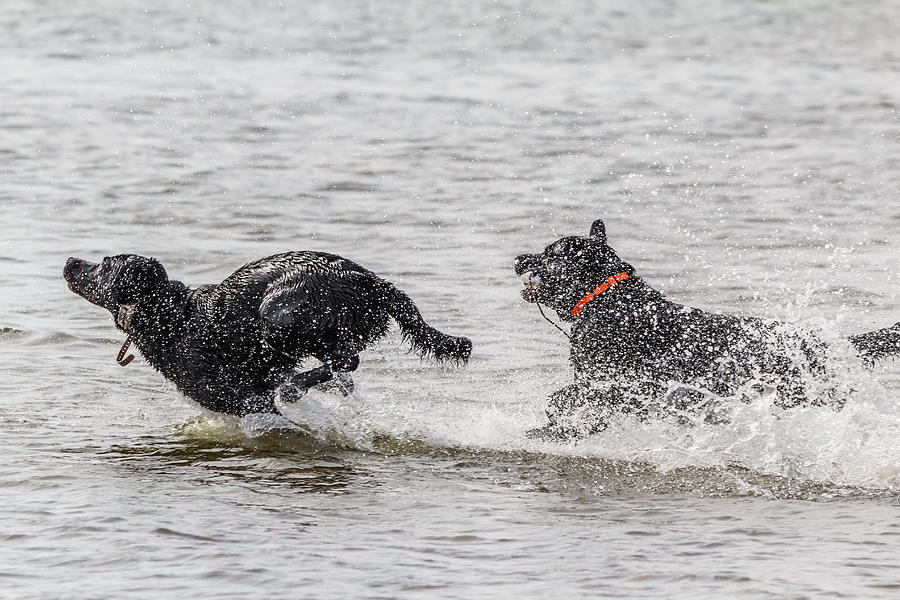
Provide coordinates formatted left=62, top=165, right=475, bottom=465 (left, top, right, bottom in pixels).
left=64, top=257, right=94, bottom=280
left=514, top=254, right=539, bottom=276
left=64, top=257, right=82, bottom=279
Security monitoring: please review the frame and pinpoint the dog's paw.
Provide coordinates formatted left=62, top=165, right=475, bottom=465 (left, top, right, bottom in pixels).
left=525, top=423, right=581, bottom=442
left=525, top=425, right=562, bottom=441
left=314, top=373, right=355, bottom=396
left=333, top=372, right=355, bottom=396
left=277, top=385, right=308, bottom=404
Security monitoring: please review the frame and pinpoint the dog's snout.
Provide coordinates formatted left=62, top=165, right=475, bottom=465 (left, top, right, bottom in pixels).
left=64, top=257, right=97, bottom=292
left=64, top=257, right=84, bottom=280
left=514, top=254, right=540, bottom=276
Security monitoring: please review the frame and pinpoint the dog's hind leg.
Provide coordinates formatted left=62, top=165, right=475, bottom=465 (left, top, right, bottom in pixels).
left=849, top=322, right=900, bottom=364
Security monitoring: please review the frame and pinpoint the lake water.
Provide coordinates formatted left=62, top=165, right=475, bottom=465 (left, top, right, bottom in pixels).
left=1, top=1, right=899, bottom=598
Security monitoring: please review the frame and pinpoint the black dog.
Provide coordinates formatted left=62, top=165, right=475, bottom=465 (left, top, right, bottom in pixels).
left=515, top=219, right=900, bottom=439
left=64, top=252, right=471, bottom=416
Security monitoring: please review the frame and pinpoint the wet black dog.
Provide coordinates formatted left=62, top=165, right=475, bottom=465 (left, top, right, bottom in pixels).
left=515, top=219, right=900, bottom=439
left=64, top=252, right=471, bottom=416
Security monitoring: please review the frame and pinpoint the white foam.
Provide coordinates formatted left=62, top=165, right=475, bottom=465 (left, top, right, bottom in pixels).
left=252, top=315, right=899, bottom=492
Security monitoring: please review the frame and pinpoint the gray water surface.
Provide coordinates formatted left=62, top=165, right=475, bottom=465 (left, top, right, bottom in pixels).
left=2, top=1, right=899, bottom=598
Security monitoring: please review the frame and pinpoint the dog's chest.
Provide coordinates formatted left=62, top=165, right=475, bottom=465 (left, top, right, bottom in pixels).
left=570, top=314, right=646, bottom=371
left=569, top=302, right=692, bottom=372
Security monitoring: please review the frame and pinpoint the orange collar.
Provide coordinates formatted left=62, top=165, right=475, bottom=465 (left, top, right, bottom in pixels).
left=570, top=272, right=629, bottom=317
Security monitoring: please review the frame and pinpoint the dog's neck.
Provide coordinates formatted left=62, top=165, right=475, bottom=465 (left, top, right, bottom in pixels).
left=115, top=303, right=137, bottom=331
left=570, top=272, right=630, bottom=317
left=113, top=281, right=191, bottom=369
left=113, top=281, right=190, bottom=332
left=565, top=272, right=665, bottom=322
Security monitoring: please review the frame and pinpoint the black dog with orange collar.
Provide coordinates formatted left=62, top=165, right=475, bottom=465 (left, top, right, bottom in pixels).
left=515, top=219, right=900, bottom=439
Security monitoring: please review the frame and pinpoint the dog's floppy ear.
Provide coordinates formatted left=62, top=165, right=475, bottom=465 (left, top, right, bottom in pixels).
left=116, top=257, right=169, bottom=304
left=589, top=219, right=606, bottom=244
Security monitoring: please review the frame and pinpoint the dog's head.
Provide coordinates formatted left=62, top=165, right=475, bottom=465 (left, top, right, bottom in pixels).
left=64, top=254, right=169, bottom=323
left=514, top=219, right=635, bottom=319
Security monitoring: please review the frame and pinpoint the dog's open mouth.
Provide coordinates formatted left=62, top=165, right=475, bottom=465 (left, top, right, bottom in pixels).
left=521, top=273, right=541, bottom=303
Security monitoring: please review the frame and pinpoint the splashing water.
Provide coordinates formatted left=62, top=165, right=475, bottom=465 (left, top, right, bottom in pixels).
left=246, top=301, right=899, bottom=495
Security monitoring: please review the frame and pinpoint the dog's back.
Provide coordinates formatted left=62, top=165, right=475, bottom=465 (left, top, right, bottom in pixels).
left=203, top=251, right=471, bottom=362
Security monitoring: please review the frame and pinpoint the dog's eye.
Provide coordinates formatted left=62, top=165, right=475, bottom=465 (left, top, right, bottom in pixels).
left=548, top=256, right=568, bottom=271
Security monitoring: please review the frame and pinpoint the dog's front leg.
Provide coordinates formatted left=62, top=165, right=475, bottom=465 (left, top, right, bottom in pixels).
left=278, top=365, right=336, bottom=402
left=850, top=322, right=900, bottom=364
left=546, top=383, right=583, bottom=424
left=280, top=351, right=361, bottom=401
left=320, top=352, right=359, bottom=396
left=526, top=383, right=591, bottom=440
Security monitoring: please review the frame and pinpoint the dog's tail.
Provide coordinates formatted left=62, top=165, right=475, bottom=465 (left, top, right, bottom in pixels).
left=383, top=283, right=472, bottom=362
left=849, top=321, right=900, bottom=363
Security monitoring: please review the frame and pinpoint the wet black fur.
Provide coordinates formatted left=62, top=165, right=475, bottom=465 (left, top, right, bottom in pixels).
left=515, top=219, right=900, bottom=439
left=64, top=252, right=471, bottom=416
